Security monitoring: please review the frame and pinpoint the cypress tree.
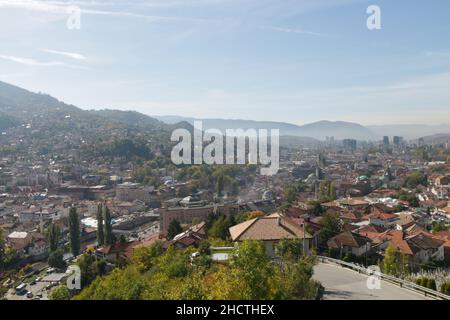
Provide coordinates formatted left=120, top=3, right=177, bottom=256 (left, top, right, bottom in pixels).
left=167, top=219, right=182, bottom=240
left=47, top=223, right=60, bottom=253
left=69, top=207, right=80, bottom=256
left=103, top=205, right=113, bottom=245
left=96, top=204, right=104, bottom=246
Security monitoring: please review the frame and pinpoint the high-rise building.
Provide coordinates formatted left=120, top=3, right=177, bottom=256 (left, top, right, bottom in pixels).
left=343, top=139, right=357, bottom=151
left=393, top=136, right=403, bottom=146
left=383, top=136, right=390, bottom=148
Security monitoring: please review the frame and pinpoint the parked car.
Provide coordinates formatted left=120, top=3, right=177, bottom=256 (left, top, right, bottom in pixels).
left=15, top=283, right=27, bottom=295
left=26, top=291, right=33, bottom=298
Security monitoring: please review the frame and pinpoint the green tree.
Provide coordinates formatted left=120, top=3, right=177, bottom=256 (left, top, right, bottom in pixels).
left=103, top=205, right=113, bottom=245
left=431, top=221, right=449, bottom=233
left=383, top=245, right=399, bottom=276
left=96, top=204, right=104, bottom=246
left=77, top=254, right=97, bottom=288
left=402, top=172, right=427, bottom=188
left=275, top=254, right=320, bottom=300
left=74, top=240, right=323, bottom=300
left=216, top=174, right=224, bottom=197
left=69, top=207, right=81, bottom=257
left=167, top=219, right=183, bottom=240
left=231, top=240, right=274, bottom=300
left=276, top=238, right=303, bottom=260
left=308, top=201, right=324, bottom=215
left=47, top=223, right=60, bottom=253
left=48, top=249, right=66, bottom=269
left=49, top=285, right=70, bottom=300
left=131, top=242, right=163, bottom=272
left=318, top=212, right=341, bottom=244
left=74, top=266, right=146, bottom=300
left=284, top=186, right=298, bottom=204
left=195, top=241, right=213, bottom=268
left=93, top=259, right=107, bottom=277
left=207, top=214, right=236, bottom=240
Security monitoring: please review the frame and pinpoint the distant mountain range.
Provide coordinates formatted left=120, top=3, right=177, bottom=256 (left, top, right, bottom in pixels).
left=414, top=133, right=450, bottom=145
left=153, top=116, right=376, bottom=140
left=367, top=124, right=450, bottom=140
left=154, top=116, right=450, bottom=141
left=0, top=80, right=449, bottom=142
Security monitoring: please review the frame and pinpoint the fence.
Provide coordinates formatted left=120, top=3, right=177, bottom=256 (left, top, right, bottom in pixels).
left=317, top=255, right=450, bottom=300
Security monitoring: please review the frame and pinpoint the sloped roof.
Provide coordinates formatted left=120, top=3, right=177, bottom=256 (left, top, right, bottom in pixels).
left=362, top=212, right=398, bottom=221
left=406, top=233, right=444, bottom=250
left=404, top=224, right=428, bottom=236
left=191, top=221, right=206, bottom=235
left=339, top=198, right=369, bottom=206
left=229, top=216, right=312, bottom=242
left=358, top=224, right=386, bottom=234
left=435, top=231, right=450, bottom=241
left=379, top=229, right=444, bottom=255
left=327, top=231, right=371, bottom=249
left=98, top=241, right=137, bottom=255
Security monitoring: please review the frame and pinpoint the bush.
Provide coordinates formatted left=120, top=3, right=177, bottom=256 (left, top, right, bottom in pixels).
left=440, top=282, right=450, bottom=295
left=419, top=277, right=428, bottom=287
left=416, top=277, right=437, bottom=290
left=427, top=278, right=437, bottom=291
left=49, top=285, right=70, bottom=300
left=48, top=249, right=66, bottom=269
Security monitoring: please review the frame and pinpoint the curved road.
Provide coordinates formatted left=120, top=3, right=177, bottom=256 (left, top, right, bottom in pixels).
left=313, top=263, right=431, bottom=300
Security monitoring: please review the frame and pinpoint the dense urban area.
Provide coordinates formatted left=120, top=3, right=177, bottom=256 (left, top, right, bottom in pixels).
left=1, top=81, right=450, bottom=300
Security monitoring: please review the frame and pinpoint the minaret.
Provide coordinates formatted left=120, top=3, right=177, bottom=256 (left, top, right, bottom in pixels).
left=39, top=207, right=44, bottom=234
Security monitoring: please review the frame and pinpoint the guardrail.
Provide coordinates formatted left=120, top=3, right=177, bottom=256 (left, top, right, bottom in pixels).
left=317, top=255, right=450, bottom=300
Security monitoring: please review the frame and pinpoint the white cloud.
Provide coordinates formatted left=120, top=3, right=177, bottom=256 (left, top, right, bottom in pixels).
left=0, top=0, right=67, bottom=14
left=41, top=49, right=86, bottom=60
left=0, top=0, right=215, bottom=23
left=0, top=54, right=86, bottom=69
left=260, top=25, right=335, bottom=38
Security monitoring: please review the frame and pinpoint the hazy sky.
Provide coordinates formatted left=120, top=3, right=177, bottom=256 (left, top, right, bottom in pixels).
left=0, top=0, right=449, bottom=125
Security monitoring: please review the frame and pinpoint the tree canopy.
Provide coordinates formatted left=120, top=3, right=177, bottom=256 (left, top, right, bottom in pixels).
left=74, top=240, right=322, bottom=300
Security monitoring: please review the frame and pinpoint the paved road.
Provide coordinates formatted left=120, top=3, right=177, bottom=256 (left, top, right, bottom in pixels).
left=313, top=263, right=431, bottom=300
left=5, top=281, right=49, bottom=300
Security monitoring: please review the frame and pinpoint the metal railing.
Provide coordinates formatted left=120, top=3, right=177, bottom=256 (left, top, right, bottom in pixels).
left=317, top=255, right=450, bottom=300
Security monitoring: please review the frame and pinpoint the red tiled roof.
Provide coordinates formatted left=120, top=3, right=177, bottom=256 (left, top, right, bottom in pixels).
left=98, top=241, right=138, bottom=255
left=327, top=231, right=371, bottom=249
left=362, top=212, right=398, bottom=220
